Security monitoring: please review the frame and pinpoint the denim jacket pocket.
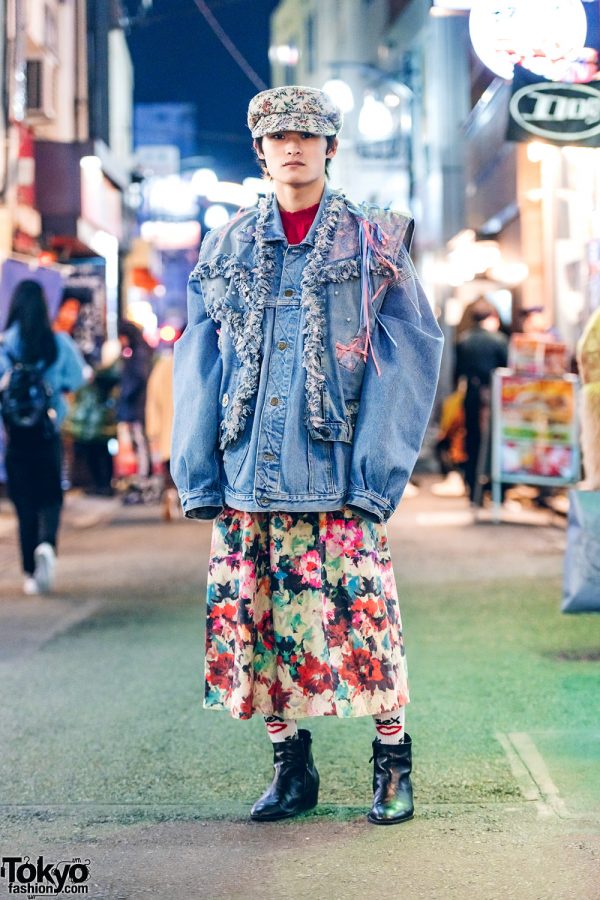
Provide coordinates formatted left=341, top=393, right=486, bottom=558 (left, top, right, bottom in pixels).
left=307, top=387, right=356, bottom=444
left=222, top=429, right=250, bottom=484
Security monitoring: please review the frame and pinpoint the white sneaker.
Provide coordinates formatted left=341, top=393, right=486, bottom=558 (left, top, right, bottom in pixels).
left=431, top=471, right=466, bottom=498
left=23, top=576, right=39, bottom=596
left=33, top=542, right=56, bottom=594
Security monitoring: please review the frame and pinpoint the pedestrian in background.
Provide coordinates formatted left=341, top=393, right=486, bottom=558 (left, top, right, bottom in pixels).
left=456, top=298, right=508, bottom=504
left=0, top=280, right=86, bottom=594
left=517, top=305, right=561, bottom=341
left=116, top=321, right=152, bottom=494
left=64, top=348, right=120, bottom=497
left=53, top=294, right=81, bottom=336
left=145, top=345, right=179, bottom=520
left=171, top=87, right=443, bottom=825
left=431, top=378, right=467, bottom=497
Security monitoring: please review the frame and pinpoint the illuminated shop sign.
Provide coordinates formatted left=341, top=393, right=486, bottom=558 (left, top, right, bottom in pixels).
left=507, top=66, right=600, bottom=146
left=469, top=0, right=588, bottom=80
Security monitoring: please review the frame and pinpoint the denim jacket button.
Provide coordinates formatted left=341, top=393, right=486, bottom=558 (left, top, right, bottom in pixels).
left=283, top=289, right=294, bottom=297
left=258, top=497, right=269, bottom=506
left=222, top=393, right=229, bottom=407
left=270, top=396, right=280, bottom=406
left=277, top=341, right=288, bottom=351
left=263, top=451, right=275, bottom=461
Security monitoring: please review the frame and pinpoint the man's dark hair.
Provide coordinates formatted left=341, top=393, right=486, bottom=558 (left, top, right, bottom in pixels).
left=253, top=135, right=337, bottom=180
left=471, top=298, right=498, bottom=324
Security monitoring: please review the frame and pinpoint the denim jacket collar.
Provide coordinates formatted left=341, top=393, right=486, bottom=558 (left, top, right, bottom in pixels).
left=261, top=185, right=333, bottom=247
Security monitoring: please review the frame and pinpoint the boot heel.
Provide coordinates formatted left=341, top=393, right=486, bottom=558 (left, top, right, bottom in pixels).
left=303, top=777, right=319, bottom=810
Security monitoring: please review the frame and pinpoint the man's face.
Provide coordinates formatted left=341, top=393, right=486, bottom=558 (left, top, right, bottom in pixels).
left=255, top=131, right=337, bottom=188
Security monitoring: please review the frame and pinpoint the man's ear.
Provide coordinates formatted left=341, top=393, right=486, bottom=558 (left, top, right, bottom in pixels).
left=326, top=138, right=339, bottom=159
left=253, top=139, right=265, bottom=160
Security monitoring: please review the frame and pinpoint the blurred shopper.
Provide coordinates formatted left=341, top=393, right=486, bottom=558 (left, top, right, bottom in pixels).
left=455, top=299, right=478, bottom=338
left=456, top=298, right=508, bottom=504
left=171, top=86, right=443, bottom=826
left=116, top=321, right=152, bottom=494
left=577, top=307, right=600, bottom=489
left=64, top=353, right=120, bottom=496
left=517, top=305, right=560, bottom=341
left=0, top=280, right=85, bottom=594
left=431, top=379, right=467, bottom=497
left=53, top=295, right=81, bottom=336
left=145, top=347, right=179, bottom=520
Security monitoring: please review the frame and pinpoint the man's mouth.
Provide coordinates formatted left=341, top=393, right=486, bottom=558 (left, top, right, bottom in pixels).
left=284, top=161, right=304, bottom=167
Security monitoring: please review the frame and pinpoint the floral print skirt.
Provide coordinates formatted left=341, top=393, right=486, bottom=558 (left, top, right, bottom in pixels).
left=204, top=506, right=409, bottom=720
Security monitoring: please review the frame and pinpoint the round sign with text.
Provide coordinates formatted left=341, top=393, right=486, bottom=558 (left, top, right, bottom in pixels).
left=469, top=0, right=588, bottom=81
left=509, top=81, right=600, bottom=141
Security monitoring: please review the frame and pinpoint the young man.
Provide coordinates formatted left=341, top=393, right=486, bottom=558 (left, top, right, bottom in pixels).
left=171, top=86, right=443, bottom=824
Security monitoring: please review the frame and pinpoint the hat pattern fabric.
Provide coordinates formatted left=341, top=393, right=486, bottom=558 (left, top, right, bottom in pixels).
left=248, top=85, right=343, bottom=138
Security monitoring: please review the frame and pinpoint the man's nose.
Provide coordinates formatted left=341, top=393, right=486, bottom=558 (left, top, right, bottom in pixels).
left=285, top=139, right=301, bottom=154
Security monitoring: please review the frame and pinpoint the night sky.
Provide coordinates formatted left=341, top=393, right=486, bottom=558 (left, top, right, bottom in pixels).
left=125, top=0, right=280, bottom=181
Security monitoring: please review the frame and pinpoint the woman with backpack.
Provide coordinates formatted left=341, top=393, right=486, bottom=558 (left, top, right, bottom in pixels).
left=0, top=280, right=86, bottom=595
left=171, top=87, right=443, bottom=824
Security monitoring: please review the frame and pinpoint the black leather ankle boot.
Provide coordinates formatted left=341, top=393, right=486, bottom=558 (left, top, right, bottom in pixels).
left=368, top=734, right=414, bottom=825
left=250, top=729, right=319, bottom=822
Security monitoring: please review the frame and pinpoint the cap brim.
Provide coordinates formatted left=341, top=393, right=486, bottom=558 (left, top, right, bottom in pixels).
left=250, top=111, right=339, bottom=139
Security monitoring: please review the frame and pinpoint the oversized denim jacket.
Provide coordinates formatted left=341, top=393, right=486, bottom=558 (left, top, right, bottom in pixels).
left=171, top=186, right=443, bottom=523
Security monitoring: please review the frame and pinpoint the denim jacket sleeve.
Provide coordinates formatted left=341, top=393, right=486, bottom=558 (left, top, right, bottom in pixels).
left=346, top=245, right=444, bottom=523
left=170, top=271, right=224, bottom=519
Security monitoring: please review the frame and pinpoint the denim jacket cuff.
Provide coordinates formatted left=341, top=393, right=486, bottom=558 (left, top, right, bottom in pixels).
left=345, top=487, right=393, bottom=523
left=180, top=488, right=224, bottom=519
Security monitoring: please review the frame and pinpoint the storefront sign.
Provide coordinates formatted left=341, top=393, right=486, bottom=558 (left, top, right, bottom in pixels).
left=507, top=66, right=600, bottom=146
left=492, top=371, right=580, bottom=487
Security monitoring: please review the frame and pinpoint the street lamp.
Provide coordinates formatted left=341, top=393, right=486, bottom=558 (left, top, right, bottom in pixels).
left=321, top=61, right=414, bottom=154
left=322, top=78, right=355, bottom=113
left=357, top=95, right=395, bottom=141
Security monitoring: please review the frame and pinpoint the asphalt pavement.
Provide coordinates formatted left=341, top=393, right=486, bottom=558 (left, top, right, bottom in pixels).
left=0, top=481, right=598, bottom=900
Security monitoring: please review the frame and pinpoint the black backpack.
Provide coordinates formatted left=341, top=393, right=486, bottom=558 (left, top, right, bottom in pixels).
left=0, top=343, right=54, bottom=433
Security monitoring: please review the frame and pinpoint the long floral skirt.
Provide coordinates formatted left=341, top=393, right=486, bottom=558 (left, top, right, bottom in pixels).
left=204, top=506, right=409, bottom=720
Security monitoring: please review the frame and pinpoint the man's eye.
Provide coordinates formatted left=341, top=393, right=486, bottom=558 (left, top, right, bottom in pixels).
left=301, top=133, right=314, bottom=139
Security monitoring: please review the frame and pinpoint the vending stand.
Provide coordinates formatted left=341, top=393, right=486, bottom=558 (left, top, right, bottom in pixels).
left=490, top=336, right=581, bottom=521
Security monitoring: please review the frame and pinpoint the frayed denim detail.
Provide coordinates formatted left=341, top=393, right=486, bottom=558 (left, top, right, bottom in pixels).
left=192, top=254, right=252, bottom=294
left=316, top=257, right=402, bottom=285
left=299, top=192, right=345, bottom=430
left=191, top=254, right=233, bottom=280
left=217, top=197, right=276, bottom=449
left=317, top=258, right=360, bottom=283
left=208, top=296, right=246, bottom=356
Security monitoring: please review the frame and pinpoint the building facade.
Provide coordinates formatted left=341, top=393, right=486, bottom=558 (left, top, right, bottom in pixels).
left=0, top=0, right=137, bottom=347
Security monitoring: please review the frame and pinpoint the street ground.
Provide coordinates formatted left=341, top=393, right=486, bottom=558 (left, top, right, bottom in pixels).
left=0, top=481, right=598, bottom=899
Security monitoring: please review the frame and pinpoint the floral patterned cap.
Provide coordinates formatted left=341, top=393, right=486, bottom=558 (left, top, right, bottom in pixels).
left=247, top=85, right=343, bottom=138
